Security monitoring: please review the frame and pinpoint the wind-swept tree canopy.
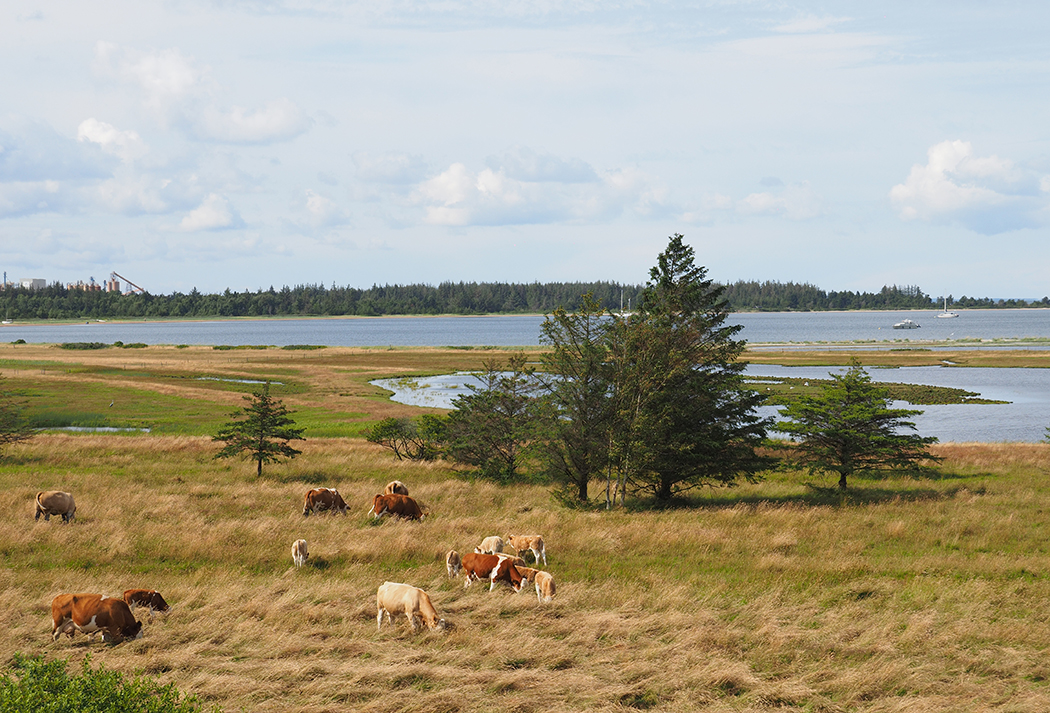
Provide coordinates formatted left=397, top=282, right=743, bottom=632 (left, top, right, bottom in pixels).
left=214, top=382, right=305, bottom=477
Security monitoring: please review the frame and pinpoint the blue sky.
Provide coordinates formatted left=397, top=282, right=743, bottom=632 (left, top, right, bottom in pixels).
left=2, top=1, right=1049, bottom=298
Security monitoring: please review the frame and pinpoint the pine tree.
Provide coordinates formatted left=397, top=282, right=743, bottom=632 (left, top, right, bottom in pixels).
left=213, top=382, right=305, bottom=477
left=775, top=359, right=939, bottom=489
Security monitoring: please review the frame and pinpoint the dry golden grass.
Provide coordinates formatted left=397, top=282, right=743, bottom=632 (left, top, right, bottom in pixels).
left=2, top=435, right=1050, bottom=712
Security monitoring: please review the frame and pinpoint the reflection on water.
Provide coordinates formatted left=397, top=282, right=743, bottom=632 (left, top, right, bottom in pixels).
left=374, top=364, right=1050, bottom=443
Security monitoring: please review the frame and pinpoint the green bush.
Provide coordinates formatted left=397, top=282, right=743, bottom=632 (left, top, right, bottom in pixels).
left=58, top=342, right=109, bottom=350
left=0, top=653, right=219, bottom=712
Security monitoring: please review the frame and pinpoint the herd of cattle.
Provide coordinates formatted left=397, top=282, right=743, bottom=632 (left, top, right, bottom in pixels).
left=38, top=479, right=557, bottom=642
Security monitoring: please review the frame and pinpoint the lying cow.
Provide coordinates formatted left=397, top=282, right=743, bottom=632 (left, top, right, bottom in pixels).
left=35, top=491, right=76, bottom=523
left=51, top=593, right=142, bottom=643
left=376, top=582, right=446, bottom=632
left=122, top=589, right=170, bottom=620
left=302, top=487, right=348, bottom=517
left=460, top=552, right=525, bottom=593
left=384, top=480, right=409, bottom=496
left=475, top=535, right=504, bottom=555
left=446, top=550, right=462, bottom=578
left=535, top=570, right=556, bottom=604
left=292, top=539, right=308, bottom=568
left=506, top=534, right=547, bottom=566
left=368, top=493, right=423, bottom=521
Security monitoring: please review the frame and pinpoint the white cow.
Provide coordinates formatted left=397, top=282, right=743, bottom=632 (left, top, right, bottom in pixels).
left=376, top=582, right=446, bottom=632
left=292, top=539, right=308, bottom=568
left=474, top=535, right=504, bottom=555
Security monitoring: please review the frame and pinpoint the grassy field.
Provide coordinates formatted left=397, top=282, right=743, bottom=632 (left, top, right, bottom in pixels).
left=1, top=345, right=1049, bottom=712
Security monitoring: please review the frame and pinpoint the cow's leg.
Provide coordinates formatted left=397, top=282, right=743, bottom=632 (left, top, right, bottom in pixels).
left=408, top=613, right=420, bottom=631
left=43, top=512, right=51, bottom=521
left=377, top=608, right=384, bottom=630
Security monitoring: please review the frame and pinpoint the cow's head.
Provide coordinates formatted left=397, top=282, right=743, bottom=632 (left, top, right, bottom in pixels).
left=149, top=591, right=170, bottom=613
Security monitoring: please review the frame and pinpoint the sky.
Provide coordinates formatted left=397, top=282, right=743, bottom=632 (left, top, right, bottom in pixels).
left=2, top=1, right=1049, bottom=299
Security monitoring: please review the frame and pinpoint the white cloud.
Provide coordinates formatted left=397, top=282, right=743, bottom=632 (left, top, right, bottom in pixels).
left=77, top=119, right=148, bottom=163
left=94, top=42, right=309, bottom=144
left=353, top=151, right=429, bottom=184
left=890, top=140, right=1047, bottom=234
left=301, top=189, right=349, bottom=228
left=737, top=181, right=822, bottom=220
left=410, top=159, right=664, bottom=227
left=179, top=193, right=242, bottom=231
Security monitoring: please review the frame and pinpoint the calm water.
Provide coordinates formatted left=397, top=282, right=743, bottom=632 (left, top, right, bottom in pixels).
left=374, top=364, right=1050, bottom=443
left=2, top=309, right=1050, bottom=347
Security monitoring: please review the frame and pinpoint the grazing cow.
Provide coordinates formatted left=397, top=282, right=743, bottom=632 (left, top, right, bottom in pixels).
left=292, top=539, right=308, bottom=568
left=368, top=493, right=424, bottom=521
left=376, top=582, right=446, bottom=632
left=384, top=480, right=409, bottom=496
left=474, top=535, right=504, bottom=555
left=534, top=571, right=556, bottom=604
left=302, top=488, right=348, bottom=517
left=495, top=553, right=526, bottom=567
left=460, top=552, right=525, bottom=593
left=516, top=566, right=539, bottom=587
left=35, top=491, right=76, bottom=523
left=506, top=534, right=547, bottom=566
left=446, top=550, right=462, bottom=578
left=51, top=593, right=142, bottom=643
left=122, top=589, right=170, bottom=620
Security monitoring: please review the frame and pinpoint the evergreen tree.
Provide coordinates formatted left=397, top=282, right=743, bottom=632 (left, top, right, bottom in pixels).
left=538, top=294, right=615, bottom=503
left=444, top=353, right=543, bottom=483
left=610, top=234, right=772, bottom=500
left=775, top=359, right=939, bottom=489
left=213, top=382, right=305, bottom=477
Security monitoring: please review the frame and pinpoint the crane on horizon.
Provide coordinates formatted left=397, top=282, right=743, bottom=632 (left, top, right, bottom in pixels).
left=110, top=271, right=146, bottom=294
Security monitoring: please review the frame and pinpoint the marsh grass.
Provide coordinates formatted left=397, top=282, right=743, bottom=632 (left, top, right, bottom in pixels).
left=0, top=435, right=1048, bottom=712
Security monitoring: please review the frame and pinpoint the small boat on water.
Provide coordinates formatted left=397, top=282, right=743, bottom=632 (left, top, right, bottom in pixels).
left=893, top=319, right=920, bottom=329
left=936, top=296, right=959, bottom=318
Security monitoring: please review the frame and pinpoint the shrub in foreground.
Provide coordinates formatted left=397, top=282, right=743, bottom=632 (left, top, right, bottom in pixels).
left=0, top=653, right=218, bottom=712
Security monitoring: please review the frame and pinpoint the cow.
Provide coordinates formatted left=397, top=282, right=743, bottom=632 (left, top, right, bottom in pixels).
left=516, top=566, right=539, bottom=587
left=506, top=534, right=547, bottom=566
left=368, top=493, right=424, bottom=521
left=302, top=487, right=348, bottom=517
left=460, top=552, right=525, bottom=593
left=534, top=570, right=556, bottom=604
left=376, top=582, right=446, bottom=632
left=122, top=589, right=170, bottom=621
left=446, top=550, right=462, bottom=578
left=51, top=593, right=142, bottom=643
left=495, top=553, right=526, bottom=567
left=384, top=480, right=409, bottom=496
left=292, top=539, right=308, bottom=568
left=35, top=491, right=76, bottom=523
left=474, top=535, right=504, bottom=555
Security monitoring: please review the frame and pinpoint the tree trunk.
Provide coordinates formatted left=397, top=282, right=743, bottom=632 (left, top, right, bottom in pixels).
left=257, top=458, right=263, bottom=478
left=838, top=471, right=848, bottom=490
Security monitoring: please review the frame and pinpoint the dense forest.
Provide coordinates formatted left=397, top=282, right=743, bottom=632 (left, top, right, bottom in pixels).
left=0, top=280, right=1046, bottom=320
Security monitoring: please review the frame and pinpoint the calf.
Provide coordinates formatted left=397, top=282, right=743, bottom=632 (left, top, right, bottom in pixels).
left=474, top=535, right=504, bottom=555
left=302, top=487, right=348, bottom=516
left=460, top=552, right=525, bottom=593
left=384, top=480, right=409, bottom=496
left=446, top=550, right=462, bottom=578
left=122, top=589, right=170, bottom=620
left=368, top=493, right=424, bottom=521
left=376, top=582, right=446, bottom=632
left=292, top=539, right=308, bottom=568
left=35, top=491, right=76, bottom=523
left=51, top=593, right=142, bottom=643
left=506, top=534, right=547, bottom=566
left=534, top=571, right=556, bottom=604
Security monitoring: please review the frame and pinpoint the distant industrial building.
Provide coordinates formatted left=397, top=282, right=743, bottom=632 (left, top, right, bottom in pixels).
left=19, top=278, right=46, bottom=290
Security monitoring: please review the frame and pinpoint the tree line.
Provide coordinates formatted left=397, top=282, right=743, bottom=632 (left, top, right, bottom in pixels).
left=2, top=279, right=1047, bottom=321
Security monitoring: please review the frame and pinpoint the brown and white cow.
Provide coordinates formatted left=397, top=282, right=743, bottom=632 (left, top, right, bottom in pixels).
left=292, top=539, right=308, bottom=568
left=446, top=550, right=462, bottom=578
left=460, top=552, right=525, bottom=593
left=474, top=535, right=504, bottom=555
left=35, top=491, right=76, bottom=523
left=51, top=593, right=142, bottom=643
left=534, top=570, right=556, bottom=604
left=506, top=534, right=547, bottom=566
left=302, top=487, right=348, bottom=517
left=122, top=589, right=170, bottom=620
left=384, top=480, right=409, bottom=496
left=368, top=493, right=424, bottom=521
left=516, top=566, right=539, bottom=587
left=376, top=582, right=446, bottom=632
left=495, top=553, right=526, bottom=567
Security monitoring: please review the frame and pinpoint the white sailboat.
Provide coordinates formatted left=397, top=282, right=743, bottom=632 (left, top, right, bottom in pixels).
left=936, top=295, right=959, bottom=319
